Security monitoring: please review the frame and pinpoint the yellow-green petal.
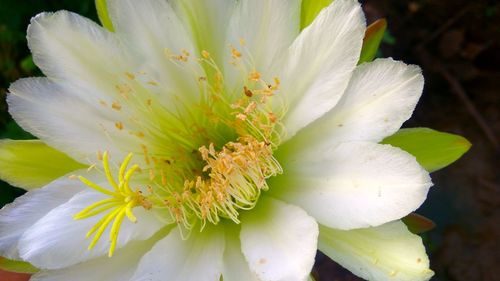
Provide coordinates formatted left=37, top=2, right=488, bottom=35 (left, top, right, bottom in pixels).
left=0, top=257, right=39, bottom=274
left=358, top=18, right=387, bottom=64
left=319, top=221, right=434, bottom=281
left=300, top=0, right=333, bottom=30
left=0, top=140, right=87, bottom=190
left=95, top=0, right=114, bottom=31
left=382, top=128, right=471, bottom=172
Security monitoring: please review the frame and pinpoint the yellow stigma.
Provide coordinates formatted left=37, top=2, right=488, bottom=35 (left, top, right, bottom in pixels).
left=74, top=151, right=150, bottom=257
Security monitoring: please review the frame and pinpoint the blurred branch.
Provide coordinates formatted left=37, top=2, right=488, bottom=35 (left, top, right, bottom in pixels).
left=415, top=47, right=499, bottom=151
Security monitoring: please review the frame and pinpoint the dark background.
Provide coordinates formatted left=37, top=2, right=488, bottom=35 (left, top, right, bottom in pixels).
left=0, top=1, right=498, bottom=280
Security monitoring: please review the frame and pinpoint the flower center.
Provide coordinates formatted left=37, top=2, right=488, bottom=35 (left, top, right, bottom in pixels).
left=180, top=135, right=282, bottom=227
left=74, top=43, right=285, bottom=254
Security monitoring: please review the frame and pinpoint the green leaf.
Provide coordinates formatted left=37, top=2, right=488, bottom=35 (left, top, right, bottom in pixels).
left=95, top=0, right=114, bottom=31
left=300, top=0, right=333, bottom=30
left=402, top=213, right=436, bottom=234
left=358, top=19, right=387, bottom=64
left=382, top=128, right=471, bottom=172
left=0, top=257, right=38, bottom=274
left=0, top=140, right=87, bottom=190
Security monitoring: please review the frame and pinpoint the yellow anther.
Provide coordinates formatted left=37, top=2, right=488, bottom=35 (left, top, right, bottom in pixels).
left=244, top=86, right=253, bottom=97
left=248, top=71, right=261, bottom=82
left=231, top=46, right=242, bottom=59
left=125, top=72, right=135, bottom=80
left=115, top=122, right=124, bottom=130
left=111, top=101, right=122, bottom=111
left=201, top=50, right=211, bottom=59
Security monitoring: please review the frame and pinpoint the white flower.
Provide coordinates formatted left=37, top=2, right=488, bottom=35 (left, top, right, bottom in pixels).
left=0, top=0, right=434, bottom=280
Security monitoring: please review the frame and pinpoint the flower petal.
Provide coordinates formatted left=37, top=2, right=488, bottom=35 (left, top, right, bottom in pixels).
left=18, top=190, right=163, bottom=269
left=271, top=142, right=432, bottom=230
left=0, top=140, right=86, bottom=190
left=319, top=221, right=434, bottom=281
left=30, top=235, right=156, bottom=281
left=281, top=58, right=424, bottom=161
left=170, top=0, right=237, bottom=65
left=0, top=176, right=83, bottom=259
left=130, top=226, right=225, bottom=281
left=222, top=225, right=258, bottom=281
left=225, top=0, right=301, bottom=84
left=107, top=0, right=202, bottom=101
left=7, top=78, right=138, bottom=162
left=27, top=11, right=129, bottom=93
left=280, top=0, right=365, bottom=139
left=240, top=198, right=318, bottom=281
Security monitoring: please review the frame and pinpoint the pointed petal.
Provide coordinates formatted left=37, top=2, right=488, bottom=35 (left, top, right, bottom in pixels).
left=280, top=0, right=365, bottom=139
left=107, top=0, right=202, bottom=101
left=282, top=58, right=424, bottom=160
left=27, top=11, right=129, bottom=93
left=240, top=198, right=318, bottom=281
left=222, top=225, right=258, bottom=281
left=225, top=0, right=301, bottom=85
left=0, top=140, right=86, bottom=190
left=170, top=0, right=237, bottom=65
left=30, top=233, right=158, bottom=281
left=272, top=142, right=432, bottom=230
left=0, top=176, right=83, bottom=259
left=130, top=226, right=225, bottom=281
left=319, top=221, right=434, bottom=281
left=7, top=78, right=138, bottom=162
left=18, top=190, right=163, bottom=269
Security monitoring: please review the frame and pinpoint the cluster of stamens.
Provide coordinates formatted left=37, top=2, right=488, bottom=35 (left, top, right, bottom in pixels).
left=179, top=136, right=282, bottom=227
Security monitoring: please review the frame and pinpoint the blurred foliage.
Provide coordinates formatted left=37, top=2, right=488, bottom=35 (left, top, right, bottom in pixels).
left=0, top=0, right=97, bottom=207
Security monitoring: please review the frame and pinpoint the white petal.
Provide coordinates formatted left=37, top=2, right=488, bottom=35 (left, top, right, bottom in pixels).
left=30, top=233, right=159, bottom=281
left=170, top=0, right=237, bottom=65
left=107, top=0, right=202, bottom=102
left=280, top=0, right=365, bottom=139
left=240, top=198, right=318, bottom=281
left=18, top=190, right=163, bottom=269
left=0, top=176, right=83, bottom=259
left=282, top=58, right=424, bottom=161
left=224, top=0, right=301, bottom=86
left=130, top=226, right=225, bottom=281
left=271, top=142, right=432, bottom=230
left=222, top=225, right=259, bottom=281
left=27, top=11, right=129, bottom=94
left=319, top=221, right=434, bottom=281
left=7, top=78, right=138, bottom=162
